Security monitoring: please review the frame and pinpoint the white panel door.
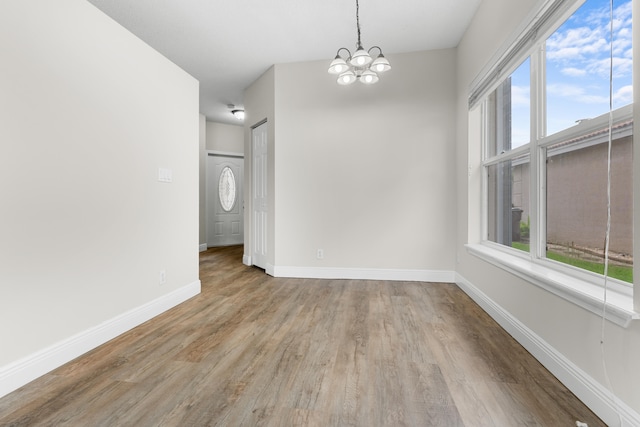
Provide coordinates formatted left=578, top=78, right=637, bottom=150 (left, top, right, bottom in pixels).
left=207, top=154, right=244, bottom=247
left=252, top=122, right=268, bottom=268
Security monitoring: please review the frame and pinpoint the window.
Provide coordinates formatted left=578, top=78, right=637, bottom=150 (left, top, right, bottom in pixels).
left=481, top=0, right=633, bottom=284
left=218, top=166, right=237, bottom=212
left=486, top=59, right=531, bottom=251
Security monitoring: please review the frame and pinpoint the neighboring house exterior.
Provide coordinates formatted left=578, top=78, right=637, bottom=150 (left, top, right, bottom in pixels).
left=512, top=124, right=633, bottom=256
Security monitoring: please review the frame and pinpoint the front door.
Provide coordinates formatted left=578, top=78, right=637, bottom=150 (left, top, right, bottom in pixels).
left=207, top=154, right=244, bottom=247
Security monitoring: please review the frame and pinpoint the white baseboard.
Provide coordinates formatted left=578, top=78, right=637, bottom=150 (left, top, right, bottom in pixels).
left=0, top=280, right=201, bottom=399
left=199, top=243, right=207, bottom=252
left=266, top=263, right=275, bottom=276
left=243, top=254, right=252, bottom=266
left=273, top=266, right=455, bottom=282
left=455, top=273, right=640, bottom=427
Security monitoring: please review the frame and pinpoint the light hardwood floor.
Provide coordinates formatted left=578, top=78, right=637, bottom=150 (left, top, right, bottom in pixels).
left=0, top=245, right=605, bottom=426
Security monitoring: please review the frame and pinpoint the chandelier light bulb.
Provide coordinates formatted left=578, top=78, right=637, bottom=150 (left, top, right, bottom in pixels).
left=337, top=70, right=357, bottom=85
left=350, top=48, right=373, bottom=67
left=328, top=55, right=349, bottom=74
left=370, top=54, right=391, bottom=73
left=360, top=69, right=379, bottom=84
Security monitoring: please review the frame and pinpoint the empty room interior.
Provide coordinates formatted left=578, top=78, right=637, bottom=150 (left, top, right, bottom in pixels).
left=1, top=0, right=639, bottom=425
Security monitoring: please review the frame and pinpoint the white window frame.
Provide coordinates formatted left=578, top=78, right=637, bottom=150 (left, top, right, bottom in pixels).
left=467, top=0, right=639, bottom=327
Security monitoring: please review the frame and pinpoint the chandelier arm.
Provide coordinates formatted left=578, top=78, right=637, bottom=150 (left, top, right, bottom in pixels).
left=336, top=47, right=352, bottom=59
left=367, top=46, right=383, bottom=56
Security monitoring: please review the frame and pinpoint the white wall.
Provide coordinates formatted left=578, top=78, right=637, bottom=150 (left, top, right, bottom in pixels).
left=456, top=0, right=640, bottom=421
left=0, top=0, right=199, bottom=393
left=272, top=51, right=457, bottom=272
left=206, top=122, right=244, bottom=153
left=242, top=52, right=457, bottom=276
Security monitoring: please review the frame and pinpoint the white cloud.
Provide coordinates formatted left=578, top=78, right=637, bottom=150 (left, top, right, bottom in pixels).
left=547, top=83, right=584, bottom=97
left=545, top=1, right=632, bottom=80
left=613, top=85, right=633, bottom=105
left=562, top=67, right=586, bottom=77
left=511, top=85, right=530, bottom=106
left=613, top=2, right=632, bottom=24
left=547, top=83, right=609, bottom=104
left=547, top=30, right=604, bottom=61
left=587, top=56, right=633, bottom=78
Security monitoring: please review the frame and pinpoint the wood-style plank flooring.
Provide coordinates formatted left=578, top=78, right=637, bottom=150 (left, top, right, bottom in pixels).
left=0, top=245, right=605, bottom=426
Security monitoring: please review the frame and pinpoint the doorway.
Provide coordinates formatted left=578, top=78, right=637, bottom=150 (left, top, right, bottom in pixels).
left=206, top=153, right=244, bottom=247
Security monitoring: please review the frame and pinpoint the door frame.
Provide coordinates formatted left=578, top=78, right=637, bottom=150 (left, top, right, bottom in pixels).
left=206, top=150, right=244, bottom=248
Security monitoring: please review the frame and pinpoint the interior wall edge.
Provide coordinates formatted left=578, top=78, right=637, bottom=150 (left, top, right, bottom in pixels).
left=455, top=273, right=640, bottom=427
left=0, top=280, right=201, bottom=400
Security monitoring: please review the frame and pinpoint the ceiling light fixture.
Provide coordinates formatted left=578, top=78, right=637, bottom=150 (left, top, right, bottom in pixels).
left=328, top=0, right=391, bottom=85
left=231, top=109, right=245, bottom=120
left=227, top=105, right=245, bottom=120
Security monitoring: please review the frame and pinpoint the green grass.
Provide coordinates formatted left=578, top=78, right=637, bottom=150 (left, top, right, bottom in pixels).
left=511, top=242, right=529, bottom=252
left=511, top=242, right=633, bottom=283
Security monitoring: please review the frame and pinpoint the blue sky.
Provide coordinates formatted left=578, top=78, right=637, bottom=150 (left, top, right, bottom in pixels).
left=510, top=0, right=633, bottom=146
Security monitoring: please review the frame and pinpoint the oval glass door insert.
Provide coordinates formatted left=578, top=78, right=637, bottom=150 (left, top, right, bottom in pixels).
left=218, top=166, right=237, bottom=212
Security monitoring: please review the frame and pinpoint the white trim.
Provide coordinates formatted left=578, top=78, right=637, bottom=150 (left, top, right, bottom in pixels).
left=466, top=243, right=638, bottom=327
left=242, top=254, right=252, bottom=266
left=0, top=280, right=201, bottom=399
left=455, top=273, right=640, bottom=427
left=265, top=263, right=275, bottom=276
left=199, top=243, right=208, bottom=252
left=271, top=266, right=455, bottom=282
left=206, top=150, right=244, bottom=158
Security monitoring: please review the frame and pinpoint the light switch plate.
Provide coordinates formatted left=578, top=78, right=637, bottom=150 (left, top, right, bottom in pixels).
left=158, top=167, right=172, bottom=183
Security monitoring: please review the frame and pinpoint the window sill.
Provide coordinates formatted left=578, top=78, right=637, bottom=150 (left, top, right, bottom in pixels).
left=466, top=243, right=639, bottom=328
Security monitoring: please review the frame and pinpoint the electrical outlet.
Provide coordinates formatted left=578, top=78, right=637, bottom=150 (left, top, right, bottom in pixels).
left=159, top=270, right=166, bottom=285
left=317, top=249, right=324, bottom=260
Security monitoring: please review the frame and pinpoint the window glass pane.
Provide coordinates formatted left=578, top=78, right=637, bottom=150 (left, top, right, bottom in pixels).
left=546, top=0, right=633, bottom=136
left=486, top=58, right=531, bottom=158
left=218, top=166, right=237, bottom=212
left=487, top=153, right=530, bottom=252
left=546, top=123, right=633, bottom=282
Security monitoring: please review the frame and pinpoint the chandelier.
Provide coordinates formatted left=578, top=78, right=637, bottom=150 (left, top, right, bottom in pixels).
left=328, top=0, right=391, bottom=85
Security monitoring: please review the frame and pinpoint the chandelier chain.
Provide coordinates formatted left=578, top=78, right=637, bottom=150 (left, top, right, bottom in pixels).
left=356, top=0, right=362, bottom=48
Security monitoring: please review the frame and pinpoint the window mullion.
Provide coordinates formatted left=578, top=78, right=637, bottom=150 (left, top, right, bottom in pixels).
left=481, top=100, right=489, bottom=241
left=530, top=43, right=546, bottom=260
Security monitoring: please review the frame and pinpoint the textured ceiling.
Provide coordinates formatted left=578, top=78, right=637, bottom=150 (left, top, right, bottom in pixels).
left=87, top=0, right=482, bottom=124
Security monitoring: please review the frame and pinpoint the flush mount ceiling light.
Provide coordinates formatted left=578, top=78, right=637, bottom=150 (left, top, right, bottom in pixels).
left=227, top=104, right=245, bottom=120
left=328, top=0, right=391, bottom=85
